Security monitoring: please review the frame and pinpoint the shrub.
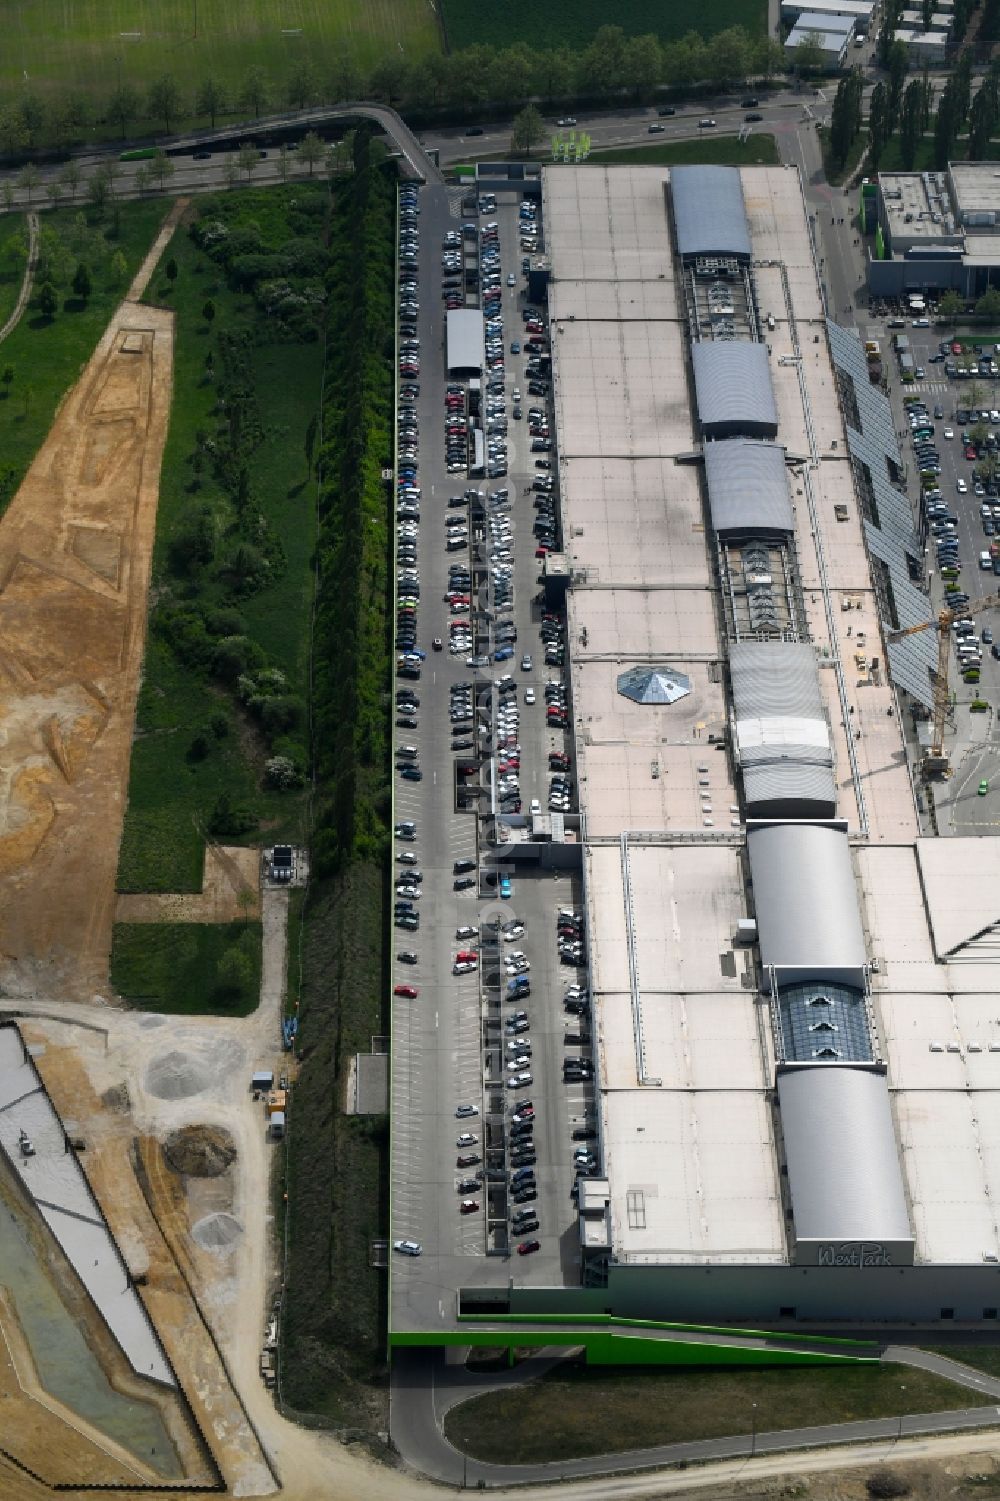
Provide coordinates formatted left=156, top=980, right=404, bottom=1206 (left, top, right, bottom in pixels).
left=265, top=755, right=304, bottom=790
left=259, top=694, right=304, bottom=735
left=212, top=634, right=257, bottom=684
left=866, top=1471, right=911, bottom=1500
left=208, top=791, right=257, bottom=836
left=204, top=606, right=246, bottom=637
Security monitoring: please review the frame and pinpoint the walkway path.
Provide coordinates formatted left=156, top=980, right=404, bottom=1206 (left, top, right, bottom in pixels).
left=0, top=210, right=38, bottom=343
left=125, top=196, right=188, bottom=302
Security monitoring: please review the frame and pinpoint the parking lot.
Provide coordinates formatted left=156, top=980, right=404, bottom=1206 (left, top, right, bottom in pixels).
left=878, top=319, right=1000, bottom=801
left=389, top=181, right=599, bottom=1304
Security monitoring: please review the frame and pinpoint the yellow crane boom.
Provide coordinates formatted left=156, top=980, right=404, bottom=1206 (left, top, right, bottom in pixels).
left=886, top=589, right=1000, bottom=768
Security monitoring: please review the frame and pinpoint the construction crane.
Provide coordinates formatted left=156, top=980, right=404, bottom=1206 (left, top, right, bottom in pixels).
left=887, top=589, right=1000, bottom=775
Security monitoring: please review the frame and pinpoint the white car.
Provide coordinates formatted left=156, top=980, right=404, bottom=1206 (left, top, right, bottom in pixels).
left=525, top=687, right=535, bottom=704
left=957, top=478, right=968, bottom=493
left=393, top=1239, right=422, bottom=1256
left=530, top=799, right=541, bottom=816
left=456, top=1132, right=479, bottom=1147
left=507, top=1071, right=533, bottom=1089
left=943, top=427, right=954, bottom=439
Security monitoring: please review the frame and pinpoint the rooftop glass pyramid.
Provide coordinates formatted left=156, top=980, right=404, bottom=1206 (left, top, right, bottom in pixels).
left=616, top=665, right=691, bottom=705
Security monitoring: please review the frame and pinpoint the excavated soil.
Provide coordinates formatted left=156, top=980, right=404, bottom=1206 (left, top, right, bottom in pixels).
left=163, top=1124, right=237, bottom=1178
left=0, top=283, right=176, bottom=1001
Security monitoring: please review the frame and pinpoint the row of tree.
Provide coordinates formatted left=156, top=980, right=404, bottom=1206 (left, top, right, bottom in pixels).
left=0, top=25, right=791, bottom=154
left=4, top=128, right=342, bottom=211
left=866, top=54, right=1000, bottom=172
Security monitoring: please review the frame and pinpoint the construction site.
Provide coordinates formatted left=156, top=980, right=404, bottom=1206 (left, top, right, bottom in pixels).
left=0, top=203, right=342, bottom=1501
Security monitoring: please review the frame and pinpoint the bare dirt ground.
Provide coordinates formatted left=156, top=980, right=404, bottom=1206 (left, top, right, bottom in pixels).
left=115, top=845, right=261, bottom=925
left=0, top=203, right=186, bottom=1004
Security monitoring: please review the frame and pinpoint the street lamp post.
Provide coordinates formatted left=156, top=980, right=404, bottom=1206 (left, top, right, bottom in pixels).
left=751, top=1401, right=758, bottom=1458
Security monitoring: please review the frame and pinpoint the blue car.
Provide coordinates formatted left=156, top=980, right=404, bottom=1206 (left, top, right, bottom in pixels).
left=400, top=766, right=423, bottom=781
left=510, top=340, right=520, bottom=354
left=495, top=646, right=514, bottom=662
left=500, top=875, right=512, bottom=898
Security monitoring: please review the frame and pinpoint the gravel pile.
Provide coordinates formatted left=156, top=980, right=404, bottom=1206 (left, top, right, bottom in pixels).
left=145, top=1050, right=211, bottom=1100
left=191, top=1212, right=242, bottom=1252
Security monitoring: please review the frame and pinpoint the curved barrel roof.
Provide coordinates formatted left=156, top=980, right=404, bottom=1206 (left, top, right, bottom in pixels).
left=746, top=821, right=866, bottom=975
left=777, top=1067, right=913, bottom=1253
left=704, top=440, right=794, bottom=537
left=691, top=344, right=778, bottom=440
left=670, top=165, right=752, bottom=262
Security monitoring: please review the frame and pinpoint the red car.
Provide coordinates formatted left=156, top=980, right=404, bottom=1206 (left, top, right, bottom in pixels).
left=952, top=341, right=963, bottom=355
left=966, top=447, right=977, bottom=460
left=460, top=1199, right=480, bottom=1214
left=394, top=983, right=419, bottom=999
left=455, top=949, right=479, bottom=962
left=517, top=1239, right=541, bottom=1255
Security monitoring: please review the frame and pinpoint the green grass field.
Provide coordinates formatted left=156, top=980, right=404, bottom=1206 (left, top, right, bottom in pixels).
left=111, top=920, right=262, bottom=1014
left=116, top=186, right=321, bottom=893
left=441, top=0, right=766, bottom=52
left=0, top=215, right=26, bottom=331
left=0, top=0, right=441, bottom=104
left=444, top=1361, right=985, bottom=1465
left=587, top=134, right=779, bottom=166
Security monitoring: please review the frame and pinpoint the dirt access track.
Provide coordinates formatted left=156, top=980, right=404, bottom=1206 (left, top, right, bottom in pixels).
left=0, top=204, right=182, bottom=1002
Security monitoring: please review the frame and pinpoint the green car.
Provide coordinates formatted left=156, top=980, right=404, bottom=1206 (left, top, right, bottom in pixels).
left=979, top=779, right=989, bottom=796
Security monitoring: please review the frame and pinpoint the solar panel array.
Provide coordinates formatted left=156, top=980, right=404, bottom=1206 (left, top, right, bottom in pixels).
left=827, top=319, right=934, bottom=710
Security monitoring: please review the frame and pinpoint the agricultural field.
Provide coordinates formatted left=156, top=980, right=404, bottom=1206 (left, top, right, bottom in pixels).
left=0, top=0, right=441, bottom=105
left=441, top=0, right=766, bottom=52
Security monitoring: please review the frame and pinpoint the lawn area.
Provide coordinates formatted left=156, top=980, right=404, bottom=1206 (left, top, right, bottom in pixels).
left=0, top=198, right=167, bottom=518
left=587, top=134, right=779, bottom=167
left=441, top=0, right=766, bottom=51
left=444, top=1361, right=985, bottom=1464
left=928, top=1346, right=1000, bottom=1379
left=0, top=0, right=440, bottom=106
left=874, top=136, right=1000, bottom=175
left=116, top=185, right=323, bottom=893
left=0, top=214, right=26, bottom=330
left=110, top=920, right=262, bottom=1014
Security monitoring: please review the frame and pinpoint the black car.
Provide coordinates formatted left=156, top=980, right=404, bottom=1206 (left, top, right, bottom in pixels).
left=454, top=876, right=475, bottom=891
left=572, top=1126, right=597, bottom=1141
left=513, top=1187, right=538, bottom=1205
left=657, top=105, right=676, bottom=116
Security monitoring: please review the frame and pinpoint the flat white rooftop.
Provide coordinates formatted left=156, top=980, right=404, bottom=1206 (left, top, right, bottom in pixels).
left=543, top=162, right=942, bottom=1270
left=588, top=843, right=783, bottom=1264
left=951, top=162, right=1000, bottom=220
